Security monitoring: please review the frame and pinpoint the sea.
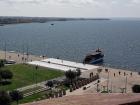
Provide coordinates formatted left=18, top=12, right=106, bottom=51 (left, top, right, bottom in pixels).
left=0, top=19, right=140, bottom=71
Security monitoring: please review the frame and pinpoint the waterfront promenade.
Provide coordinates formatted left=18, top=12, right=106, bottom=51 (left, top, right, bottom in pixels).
left=1, top=50, right=140, bottom=93
left=0, top=50, right=46, bottom=63
left=28, top=58, right=140, bottom=93
left=28, top=58, right=99, bottom=72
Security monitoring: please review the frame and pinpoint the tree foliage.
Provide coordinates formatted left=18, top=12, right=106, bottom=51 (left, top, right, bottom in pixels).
left=9, top=90, right=23, bottom=105
left=0, top=69, right=13, bottom=80
left=76, top=68, right=81, bottom=78
left=132, top=85, right=140, bottom=93
left=0, top=60, right=5, bottom=68
left=65, top=70, right=77, bottom=84
left=46, top=81, right=54, bottom=88
left=0, top=90, right=11, bottom=105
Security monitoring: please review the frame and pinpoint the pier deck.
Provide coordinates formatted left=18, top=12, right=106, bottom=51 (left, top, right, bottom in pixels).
left=28, top=58, right=99, bottom=72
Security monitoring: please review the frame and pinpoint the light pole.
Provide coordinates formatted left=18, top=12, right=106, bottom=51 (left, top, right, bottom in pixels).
left=22, top=44, right=25, bottom=63
left=35, top=65, right=38, bottom=87
left=110, top=81, right=112, bottom=93
left=125, top=74, right=128, bottom=93
left=107, top=70, right=110, bottom=93
left=97, top=80, right=100, bottom=92
left=26, top=44, right=29, bottom=62
left=4, top=41, right=6, bottom=60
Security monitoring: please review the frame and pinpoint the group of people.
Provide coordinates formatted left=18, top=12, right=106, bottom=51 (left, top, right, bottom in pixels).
left=113, top=71, right=133, bottom=77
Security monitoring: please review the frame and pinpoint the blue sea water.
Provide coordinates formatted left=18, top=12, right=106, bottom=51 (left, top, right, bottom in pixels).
left=0, top=19, right=140, bottom=71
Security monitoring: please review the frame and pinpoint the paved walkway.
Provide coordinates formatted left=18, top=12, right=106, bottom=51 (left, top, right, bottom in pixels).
left=28, top=58, right=99, bottom=72
left=66, top=78, right=107, bottom=96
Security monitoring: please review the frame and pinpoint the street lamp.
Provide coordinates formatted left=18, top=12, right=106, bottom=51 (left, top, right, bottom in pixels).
left=125, top=74, right=128, bottom=93
left=96, top=80, right=100, bottom=92
left=107, top=70, right=110, bottom=93
left=35, top=65, right=38, bottom=87
left=4, top=41, right=7, bottom=60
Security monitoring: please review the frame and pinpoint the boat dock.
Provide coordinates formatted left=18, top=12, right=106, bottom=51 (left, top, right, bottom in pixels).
left=28, top=58, right=99, bottom=72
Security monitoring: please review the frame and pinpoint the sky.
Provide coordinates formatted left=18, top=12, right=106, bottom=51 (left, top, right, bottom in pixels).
left=0, top=0, right=140, bottom=18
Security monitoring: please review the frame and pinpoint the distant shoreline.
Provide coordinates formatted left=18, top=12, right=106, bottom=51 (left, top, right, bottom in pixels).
left=0, top=16, right=110, bottom=25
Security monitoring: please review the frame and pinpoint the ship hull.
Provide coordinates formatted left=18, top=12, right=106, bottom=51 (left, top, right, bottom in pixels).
left=83, top=48, right=104, bottom=64
left=89, top=57, right=103, bottom=64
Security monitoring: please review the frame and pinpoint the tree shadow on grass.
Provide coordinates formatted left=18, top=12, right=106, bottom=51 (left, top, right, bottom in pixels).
left=0, top=80, right=12, bottom=86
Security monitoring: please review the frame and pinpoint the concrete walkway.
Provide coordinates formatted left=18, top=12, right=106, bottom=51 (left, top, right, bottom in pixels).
left=66, top=78, right=107, bottom=96
left=28, top=58, right=99, bottom=72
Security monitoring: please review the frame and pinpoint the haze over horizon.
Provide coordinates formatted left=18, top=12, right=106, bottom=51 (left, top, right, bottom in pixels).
left=0, top=0, right=140, bottom=18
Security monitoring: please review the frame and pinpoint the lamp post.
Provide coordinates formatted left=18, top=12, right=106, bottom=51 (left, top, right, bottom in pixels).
left=110, top=81, right=112, bottom=93
left=97, top=80, right=100, bottom=92
left=4, top=41, right=6, bottom=60
left=35, top=65, right=38, bottom=87
left=26, top=45, right=29, bottom=62
left=125, top=74, right=128, bottom=93
left=22, top=44, right=25, bottom=63
left=107, top=70, right=110, bottom=93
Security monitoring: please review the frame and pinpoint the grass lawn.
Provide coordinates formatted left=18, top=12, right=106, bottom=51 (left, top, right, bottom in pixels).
left=19, top=91, right=47, bottom=104
left=0, top=64, right=64, bottom=91
left=19, top=85, right=69, bottom=104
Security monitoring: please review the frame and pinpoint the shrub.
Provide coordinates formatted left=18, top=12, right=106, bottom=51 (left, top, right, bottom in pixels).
left=132, top=85, right=140, bottom=93
left=76, top=68, right=81, bottom=78
left=0, top=90, right=11, bottom=105
left=97, top=68, right=102, bottom=74
left=0, top=60, right=5, bottom=68
left=9, top=90, right=23, bottom=105
left=101, top=91, right=108, bottom=93
left=105, top=69, right=108, bottom=72
left=0, top=69, right=13, bottom=80
left=65, top=70, right=77, bottom=85
left=46, top=81, right=54, bottom=88
left=83, top=87, right=86, bottom=90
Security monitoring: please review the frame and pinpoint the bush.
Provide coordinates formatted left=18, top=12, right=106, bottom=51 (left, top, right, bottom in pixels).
left=97, top=68, right=102, bottom=73
left=0, top=69, right=13, bottom=80
left=46, top=81, right=54, bottom=88
left=101, top=91, right=108, bottom=93
left=65, top=70, right=77, bottom=84
left=9, top=90, right=23, bottom=105
left=0, top=90, right=11, bottom=105
left=132, top=85, right=140, bottom=93
left=0, top=60, right=5, bottom=68
left=83, top=87, right=86, bottom=90
left=76, top=68, right=81, bottom=78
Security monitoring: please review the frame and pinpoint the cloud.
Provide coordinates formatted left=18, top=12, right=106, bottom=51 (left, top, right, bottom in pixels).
left=0, top=0, right=140, bottom=6
left=0, top=0, right=140, bottom=17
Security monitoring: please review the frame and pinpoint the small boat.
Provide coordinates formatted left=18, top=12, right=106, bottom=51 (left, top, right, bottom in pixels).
left=83, top=48, right=104, bottom=64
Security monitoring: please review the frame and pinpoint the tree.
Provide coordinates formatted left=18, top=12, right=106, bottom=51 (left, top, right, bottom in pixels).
left=76, top=68, right=81, bottom=78
left=65, top=70, right=77, bottom=84
left=46, top=81, right=54, bottom=88
left=0, top=90, right=11, bottom=105
left=9, top=90, right=23, bottom=105
left=97, top=68, right=102, bottom=74
left=45, top=81, right=54, bottom=98
left=105, top=69, right=108, bottom=73
left=132, top=85, right=140, bottom=93
left=0, top=75, right=2, bottom=82
left=0, top=60, right=5, bottom=68
left=0, top=69, right=13, bottom=81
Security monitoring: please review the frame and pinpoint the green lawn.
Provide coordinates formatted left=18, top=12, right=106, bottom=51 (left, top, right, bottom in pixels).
left=19, top=91, right=47, bottom=104
left=0, top=64, right=64, bottom=91
left=19, top=85, right=69, bottom=104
